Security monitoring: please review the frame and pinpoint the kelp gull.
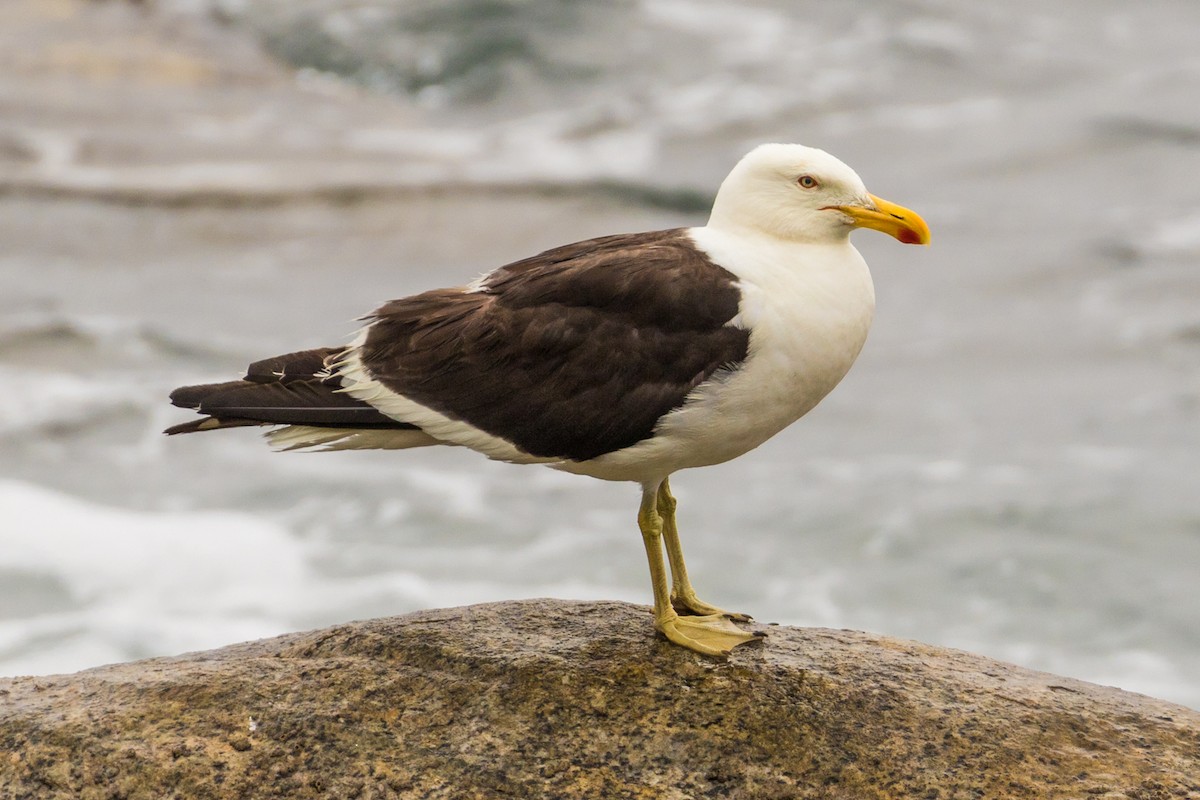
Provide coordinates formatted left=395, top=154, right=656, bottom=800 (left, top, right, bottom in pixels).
left=166, top=143, right=931, bottom=656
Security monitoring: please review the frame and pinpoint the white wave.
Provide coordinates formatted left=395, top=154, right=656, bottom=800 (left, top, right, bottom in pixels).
left=0, top=479, right=637, bottom=678
left=0, top=480, right=304, bottom=674
left=0, top=481, right=305, bottom=606
left=0, top=481, right=437, bottom=676
left=0, top=367, right=143, bottom=436
left=0, top=310, right=243, bottom=364
left=1140, top=211, right=1200, bottom=257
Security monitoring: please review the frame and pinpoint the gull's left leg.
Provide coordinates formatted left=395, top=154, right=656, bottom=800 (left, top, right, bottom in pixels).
left=657, top=478, right=753, bottom=622
left=639, top=480, right=760, bottom=657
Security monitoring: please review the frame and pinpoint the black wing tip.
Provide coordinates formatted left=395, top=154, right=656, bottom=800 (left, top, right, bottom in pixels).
left=245, top=347, right=346, bottom=384
left=166, top=374, right=408, bottom=432
left=169, top=380, right=247, bottom=410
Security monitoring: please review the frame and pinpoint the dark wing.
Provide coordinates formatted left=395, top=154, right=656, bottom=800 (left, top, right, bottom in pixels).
left=359, top=229, right=750, bottom=461
left=165, top=347, right=408, bottom=434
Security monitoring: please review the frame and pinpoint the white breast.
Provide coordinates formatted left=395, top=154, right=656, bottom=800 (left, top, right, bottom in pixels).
left=562, top=226, right=876, bottom=483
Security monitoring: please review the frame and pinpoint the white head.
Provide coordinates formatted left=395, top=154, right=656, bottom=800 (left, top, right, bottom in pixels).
left=708, top=143, right=930, bottom=246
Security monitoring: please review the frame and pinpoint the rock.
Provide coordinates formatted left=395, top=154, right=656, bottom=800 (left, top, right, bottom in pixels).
left=1, top=600, right=1198, bottom=799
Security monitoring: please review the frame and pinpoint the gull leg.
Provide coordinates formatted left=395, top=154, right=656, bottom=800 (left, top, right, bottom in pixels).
left=639, top=481, right=760, bottom=657
left=657, top=478, right=754, bottom=622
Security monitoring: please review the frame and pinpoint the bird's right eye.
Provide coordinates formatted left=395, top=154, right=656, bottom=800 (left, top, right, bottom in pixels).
left=797, top=175, right=820, bottom=189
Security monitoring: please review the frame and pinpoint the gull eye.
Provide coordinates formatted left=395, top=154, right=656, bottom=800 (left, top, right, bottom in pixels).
left=797, top=174, right=819, bottom=189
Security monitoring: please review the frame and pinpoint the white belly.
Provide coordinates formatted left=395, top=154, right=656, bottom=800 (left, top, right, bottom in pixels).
left=560, top=228, right=876, bottom=484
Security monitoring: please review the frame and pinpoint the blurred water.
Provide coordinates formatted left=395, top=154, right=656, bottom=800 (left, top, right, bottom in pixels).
left=1, top=0, right=1198, bottom=708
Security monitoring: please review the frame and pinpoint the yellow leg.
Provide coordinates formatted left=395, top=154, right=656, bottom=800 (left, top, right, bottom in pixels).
left=657, top=478, right=753, bottom=622
left=638, top=481, right=760, bottom=657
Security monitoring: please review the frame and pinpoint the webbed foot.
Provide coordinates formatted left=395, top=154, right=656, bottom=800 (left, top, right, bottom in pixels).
left=656, top=612, right=764, bottom=657
left=671, top=592, right=754, bottom=623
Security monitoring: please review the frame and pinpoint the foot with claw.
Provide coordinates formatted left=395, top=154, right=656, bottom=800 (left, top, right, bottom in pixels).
left=640, top=478, right=765, bottom=657
left=655, top=611, right=764, bottom=657
left=671, top=592, right=754, bottom=623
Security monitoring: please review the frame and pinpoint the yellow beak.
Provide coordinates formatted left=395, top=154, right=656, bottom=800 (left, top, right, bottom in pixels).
left=833, top=193, right=931, bottom=245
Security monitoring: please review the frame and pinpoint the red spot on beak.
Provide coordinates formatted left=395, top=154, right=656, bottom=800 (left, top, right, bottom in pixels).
left=896, top=226, right=922, bottom=245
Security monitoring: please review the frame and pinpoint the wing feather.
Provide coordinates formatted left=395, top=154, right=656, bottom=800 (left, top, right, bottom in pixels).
left=166, top=348, right=411, bottom=434
left=358, top=229, right=749, bottom=461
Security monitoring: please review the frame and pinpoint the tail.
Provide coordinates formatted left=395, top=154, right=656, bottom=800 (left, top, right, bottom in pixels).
left=165, top=347, right=436, bottom=451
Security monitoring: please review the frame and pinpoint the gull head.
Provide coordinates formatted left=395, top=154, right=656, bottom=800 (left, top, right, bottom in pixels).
left=708, top=143, right=931, bottom=246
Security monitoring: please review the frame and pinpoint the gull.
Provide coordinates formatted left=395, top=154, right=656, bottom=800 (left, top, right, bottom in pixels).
left=167, top=143, right=931, bottom=656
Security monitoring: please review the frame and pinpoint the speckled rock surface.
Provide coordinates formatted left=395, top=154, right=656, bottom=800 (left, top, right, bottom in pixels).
left=1, top=600, right=1198, bottom=799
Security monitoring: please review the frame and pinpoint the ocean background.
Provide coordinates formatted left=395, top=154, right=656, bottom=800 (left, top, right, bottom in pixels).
left=1, top=0, right=1198, bottom=708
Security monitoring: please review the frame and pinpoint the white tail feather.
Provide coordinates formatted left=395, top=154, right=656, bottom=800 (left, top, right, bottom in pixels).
left=265, top=425, right=441, bottom=452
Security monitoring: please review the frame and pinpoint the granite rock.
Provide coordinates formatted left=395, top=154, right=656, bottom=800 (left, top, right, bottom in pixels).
left=2, top=599, right=1198, bottom=799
